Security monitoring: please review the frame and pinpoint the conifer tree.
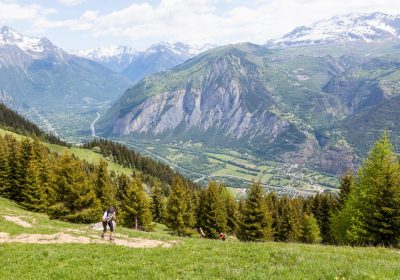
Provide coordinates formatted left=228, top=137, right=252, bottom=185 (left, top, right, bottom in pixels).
left=338, top=170, right=354, bottom=208
left=6, top=137, right=21, bottom=200
left=49, top=153, right=100, bottom=223
left=331, top=132, right=400, bottom=246
left=274, top=197, right=304, bottom=242
left=21, top=149, right=45, bottom=211
left=237, top=182, right=273, bottom=242
left=198, top=181, right=228, bottom=238
left=0, top=139, right=10, bottom=196
left=115, top=173, right=130, bottom=202
left=94, top=160, right=116, bottom=206
left=309, top=192, right=337, bottom=243
left=165, top=177, right=194, bottom=236
left=121, top=177, right=153, bottom=231
left=17, top=138, right=33, bottom=202
left=151, top=182, right=165, bottom=223
left=225, top=191, right=238, bottom=234
left=302, top=213, right=322, bottom=243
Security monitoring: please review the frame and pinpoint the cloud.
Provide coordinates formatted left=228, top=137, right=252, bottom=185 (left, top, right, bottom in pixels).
left=58, top=0, right=86, bottom=6
left=0, top=2, right=42, bottom=21
left=27, top=0, right=400, bottom=47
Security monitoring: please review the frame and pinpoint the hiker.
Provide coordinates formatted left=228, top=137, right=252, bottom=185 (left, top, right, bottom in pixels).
left=101, top=206, right=116, bottom=240
left=199, top=227, right=206, bottom=238
left=219, top=232, right=226, bottom=241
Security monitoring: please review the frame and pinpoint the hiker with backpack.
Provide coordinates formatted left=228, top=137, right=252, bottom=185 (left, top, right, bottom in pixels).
left=101, top=206, right=116, bottom=240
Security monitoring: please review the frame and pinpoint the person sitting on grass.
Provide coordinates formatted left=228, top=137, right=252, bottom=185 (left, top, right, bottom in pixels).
left=219, top=232, right=226, bottom=241
left=101, top=206, right=116, bottom=240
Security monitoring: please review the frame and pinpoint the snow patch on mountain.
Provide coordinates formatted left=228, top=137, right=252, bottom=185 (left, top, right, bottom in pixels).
left=267, top=12, right=400, bottom=48
left=71, top=46, right=139, bottom=61
left=72, top=42, right=215, bottom=74
left=0, top=26, right=66, bottom=60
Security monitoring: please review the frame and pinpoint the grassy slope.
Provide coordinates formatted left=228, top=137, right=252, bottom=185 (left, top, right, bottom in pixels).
left=1, top=197, right=399, bottom=280
left=0, top=128, right=132, bottom=176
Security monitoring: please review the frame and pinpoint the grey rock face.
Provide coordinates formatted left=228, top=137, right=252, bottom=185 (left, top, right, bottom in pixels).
left=110, top=51, right=290, bottom=146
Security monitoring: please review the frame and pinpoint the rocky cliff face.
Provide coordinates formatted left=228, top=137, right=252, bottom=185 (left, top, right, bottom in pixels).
left=99, top=41, right=400, bottom=175
left=110, top=52, right=287, bottom=140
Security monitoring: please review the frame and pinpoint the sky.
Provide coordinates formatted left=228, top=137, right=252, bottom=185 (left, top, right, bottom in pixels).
left=1, top=0, right=400, bottom=51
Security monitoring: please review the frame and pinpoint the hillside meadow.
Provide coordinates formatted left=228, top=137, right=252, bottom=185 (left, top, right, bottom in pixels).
left=0, top=197, right=399, bottom=280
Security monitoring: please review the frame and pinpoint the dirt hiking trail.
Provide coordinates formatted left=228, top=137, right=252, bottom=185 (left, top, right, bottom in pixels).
left=2, top=215, right=175, bottom=249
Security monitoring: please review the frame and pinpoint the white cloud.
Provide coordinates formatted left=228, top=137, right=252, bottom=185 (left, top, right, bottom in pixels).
left=54, top=0, right=400, bottom=45
left=58, top=0, right=86, bottom=6
left=18, top=0, right=400, bottom=48
left=0, top=2, right=42, bottom=21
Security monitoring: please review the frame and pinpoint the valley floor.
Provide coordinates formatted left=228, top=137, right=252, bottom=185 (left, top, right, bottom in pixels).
left=0, top=197, right=399, bottom=280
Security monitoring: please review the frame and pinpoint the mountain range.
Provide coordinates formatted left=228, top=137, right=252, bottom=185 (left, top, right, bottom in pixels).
left=1, top=12, right=400, bottom=177
left=267, top=12, right=400, bottom=47
left=0, top=26, right=131, bottom=108
left=73, top=42, right=213, bottom=83
left=97, top=12, right=400, bottom=175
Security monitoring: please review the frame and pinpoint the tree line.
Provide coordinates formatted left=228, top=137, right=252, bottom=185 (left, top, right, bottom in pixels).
left=0, top=131, right=399, bottom=247
left=0, top=103, right=69, bottom=147
left=82, top=138, right=198, bottom=192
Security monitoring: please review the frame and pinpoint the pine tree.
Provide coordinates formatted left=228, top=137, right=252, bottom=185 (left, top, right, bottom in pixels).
left=21, top=149, right=45, bottom=211
left=198, top=181, right=228, bottom=238
left=338, top=170, right=354, bottom=208
left=237, top=182, right=273, bottom=242
left=17, top=138, right=33, bottom=202
left=165, top=177, right=194, bottom=236
left=121, top=177, right=153, bottom=231
left=94, top=160, right=116, bottom=206
left=0, top=138, right=10, bottom=196
left=309, top=192, right=337, bottom=243
left=6, top=137, right=21, bottom=200
left=302, top=213, right=322, bottom=243
left=115, top=173, right=130, bottom=203
left=21, top=139, right=51, bottom=212
left=151, top=182, right=165, bottom=223
left=274, top=197, right=304, bottom=242
left=49, top=153, right=100, bottom=223
left=225, top=191, right=238, bottom=234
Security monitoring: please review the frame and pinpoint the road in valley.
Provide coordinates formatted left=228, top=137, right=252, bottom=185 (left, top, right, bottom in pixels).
left=90, top=112, right=101, bottom=137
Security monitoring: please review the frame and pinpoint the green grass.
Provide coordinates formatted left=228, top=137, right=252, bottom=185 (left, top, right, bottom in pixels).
left=1, top=197, right=400, bottom=279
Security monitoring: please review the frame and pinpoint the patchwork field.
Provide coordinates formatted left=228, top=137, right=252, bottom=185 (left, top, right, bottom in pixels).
left=117, top=138, right=338, bottom=196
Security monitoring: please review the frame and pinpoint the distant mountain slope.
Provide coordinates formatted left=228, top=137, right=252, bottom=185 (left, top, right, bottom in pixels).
left=71, top=46, right=139, bottom=72
left=267, top=12, right=400, bottom=48
left=96, top=43, right=355, bottom=174
left=0, top=103, right=68, bottom=146
left=0, top=103, right=198, bottom=191
left=73, top=42, right=214, bottom=84
left=0, top=26, right=131, bottom=108
left=98, top=36, right=400, bottom=175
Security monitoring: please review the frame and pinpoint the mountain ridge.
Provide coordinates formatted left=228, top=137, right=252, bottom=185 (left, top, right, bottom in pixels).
left=72, top=42, right=214, bottom=82
left=267, top=12, right=400, bottom=48
left=0, top=26, right=132, bottom=108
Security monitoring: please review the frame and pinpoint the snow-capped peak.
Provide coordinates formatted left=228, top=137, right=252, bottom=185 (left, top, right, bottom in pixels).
left=267, top=12, right=400, bottom=48
left=71, top=45, right=139, bottom=61
left=0, top=25, right=65, bottom=59
left=145, top=41, right=214, bottom=57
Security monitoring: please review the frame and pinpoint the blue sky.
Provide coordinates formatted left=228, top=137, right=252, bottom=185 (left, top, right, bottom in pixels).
left=1, top=0, right=400, bottom=51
